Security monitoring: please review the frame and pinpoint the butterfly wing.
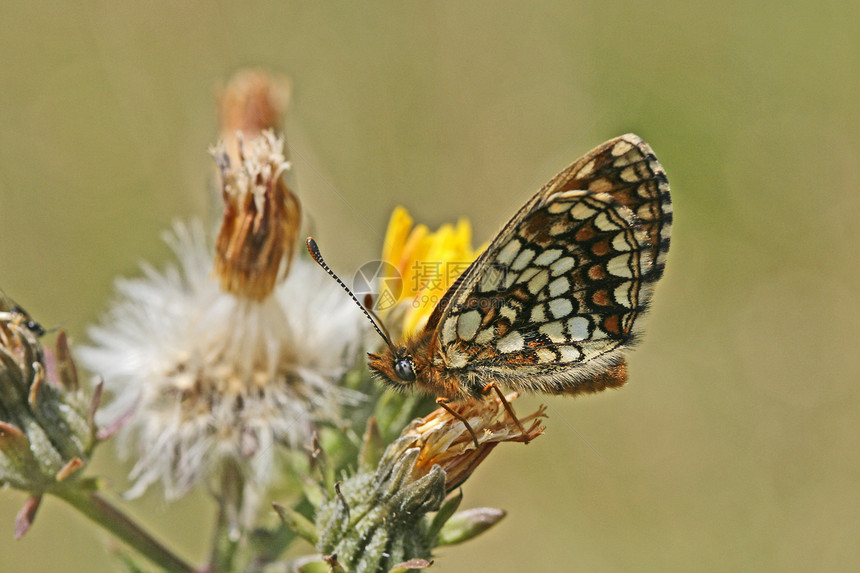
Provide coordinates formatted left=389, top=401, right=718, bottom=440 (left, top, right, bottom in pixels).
left=428, top=134, right=671, bottom=396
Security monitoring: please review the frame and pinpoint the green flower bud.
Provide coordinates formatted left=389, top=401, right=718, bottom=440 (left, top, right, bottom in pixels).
left=306, top=392, right=545, bottom=572
left=0, top=315, right=98, bottom=494
left=436, top=507, right=506, bottom=546
left=314, top=440, right=446, bottom=572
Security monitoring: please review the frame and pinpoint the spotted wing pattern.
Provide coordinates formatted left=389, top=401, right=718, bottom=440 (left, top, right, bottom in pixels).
left=427, top=134, right=671, bottom=395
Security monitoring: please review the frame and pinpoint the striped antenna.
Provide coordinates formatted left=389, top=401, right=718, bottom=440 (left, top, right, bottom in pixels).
left=306, top=237, right=394, bottom=349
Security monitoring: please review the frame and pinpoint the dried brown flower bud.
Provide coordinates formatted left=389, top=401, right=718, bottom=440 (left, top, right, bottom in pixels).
left=403, top=393, right=545, bottom=491
left=211, top=131, right=301, bottom=300
left=217, top=68, right=291, bottom=167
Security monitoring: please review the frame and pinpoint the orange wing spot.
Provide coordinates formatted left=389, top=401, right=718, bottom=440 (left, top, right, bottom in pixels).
left=522, top=210, right=555, bottom=245
left=480, top=304, right=499, bottom=328
left=495, top=319, right=512, bottom=337
left=587, top=264, right=607, bottom=281
left=612, top=187, right=635, bottom=207
left=590, top=238, right=611, bottom=256
left=510, top=351, right=538, bottom=364
left=575, top=222, right=597, bottom=242
left=602, top=314, right=621, bottom=335
left=592, top=289, right=612, bottom=306
left=509, top=287, right=532, bottom=304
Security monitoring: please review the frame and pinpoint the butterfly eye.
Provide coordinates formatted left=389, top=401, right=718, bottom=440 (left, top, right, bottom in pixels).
left=393, top=357, right=416, bottom=382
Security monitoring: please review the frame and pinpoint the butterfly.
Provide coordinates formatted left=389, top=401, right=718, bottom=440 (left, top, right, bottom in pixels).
left=308, top=133, right=670, bottom=437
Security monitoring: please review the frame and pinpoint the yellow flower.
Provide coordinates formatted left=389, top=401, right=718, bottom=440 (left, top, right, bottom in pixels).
left=380, top=207, right=483, bottom=336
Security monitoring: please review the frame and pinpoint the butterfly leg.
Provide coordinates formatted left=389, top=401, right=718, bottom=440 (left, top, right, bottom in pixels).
left=435, top=397, right=480, bottom=448
left=483, top=382, right=531, bottom=444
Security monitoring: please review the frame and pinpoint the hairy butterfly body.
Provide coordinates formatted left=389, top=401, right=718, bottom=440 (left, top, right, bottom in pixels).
left=366, top=134, right=671, bottom=401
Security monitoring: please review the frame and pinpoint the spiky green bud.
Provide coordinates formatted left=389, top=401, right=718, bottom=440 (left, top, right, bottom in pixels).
left=0, top=300, right=100, bottom=495
left=314, top=437, right=447, bottom=573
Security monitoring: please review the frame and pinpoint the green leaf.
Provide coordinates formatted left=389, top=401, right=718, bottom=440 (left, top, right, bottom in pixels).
left=358, top=416, right=383, bottom=473
left=436, top=507, right=506, bottom=546
left=391, top=558, right=434, bottom=572
left=426, top=489, right=463, bottom=544
left=273, top=503, right=319, bottom=545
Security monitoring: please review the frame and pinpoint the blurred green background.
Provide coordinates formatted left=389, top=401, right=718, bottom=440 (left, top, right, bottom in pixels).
left=2, top=2, right=859, bottom=571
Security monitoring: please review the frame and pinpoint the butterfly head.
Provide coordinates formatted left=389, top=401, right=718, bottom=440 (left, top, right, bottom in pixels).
left=368, top=345, right=418, bottom=389
left=307, top=237, right=427, bottom=389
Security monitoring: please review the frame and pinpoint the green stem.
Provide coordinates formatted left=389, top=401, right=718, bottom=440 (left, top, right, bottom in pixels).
left=209, top=460, right=244, bottom=573
left=53, top=485, right=194, bottom=573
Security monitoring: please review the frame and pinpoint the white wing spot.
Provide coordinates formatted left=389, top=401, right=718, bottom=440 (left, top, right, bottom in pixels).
left=550, top=256, right=575, bottom=276
left=511, top=248, right=536, bottom=271
left=539, top=320, right=566, bottom=343
left=558, top=345, right=583, bottom=362
left=530, top=304, right=547, bottom=323
left=614, top=283, right=634, bottom=308
left=534, top=248, right=563, bottom=266
left=612, top=140, right=634, bottom=156
left=496, top=240, right=521, bottom=266
left=578, top=159, right=596, bottom=178
left=569, top=202, right=597, bottom=221
left=549, top=297, right=573, bottom=319
left=527, top=269, right=549, bottom=294
left=447, top=348, right=469, bottom=369
left=457, top=310, right=482, bottom=341
left=612, top=232, right=633, bottom=252
left=474, top=328, right=494, bottom=345
left=517, top=266, right=540, bottom=284
left=497, top=331, right=524, bottom=353
left=611, top=151, right=636, bottom=168
left=594, top=211, right=621, bottom=231
left=441, top=316, right=457, bottom=345
left=548, top=277, right=570, bottom=297
left=620, top=166, right=640, bottom=183
left=567, top=316, right=591, bottom=341
left=547, top=200, right=573, bottom=214
left=500, top=305, right=518, bottom=322
left=479, top=269, right=503, bottom=292
left=536, top=348, right=558, bottom=363
left=607, top=254, right=634, bottom=277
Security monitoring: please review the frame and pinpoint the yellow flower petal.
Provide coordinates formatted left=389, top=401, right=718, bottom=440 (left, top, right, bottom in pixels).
left=379, top=207, right=481, bottom=336
left=381, top=206, right=413, bottom=270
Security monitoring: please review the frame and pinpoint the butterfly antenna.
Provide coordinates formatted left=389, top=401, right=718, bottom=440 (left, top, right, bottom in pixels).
left=362, top=293, right=394, bottom=345
left=306, top=237, right=394, bottom=348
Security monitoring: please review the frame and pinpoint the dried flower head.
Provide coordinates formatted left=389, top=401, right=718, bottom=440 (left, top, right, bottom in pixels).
left=398, top=392, right=545, bottom=491
left=212, top=131, right=301, bottom=299
left=81, top=221, right=366, bottom=499
left=217, top=68, right=291, bottom=167
left=79, top=134, right=366, bottom=500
